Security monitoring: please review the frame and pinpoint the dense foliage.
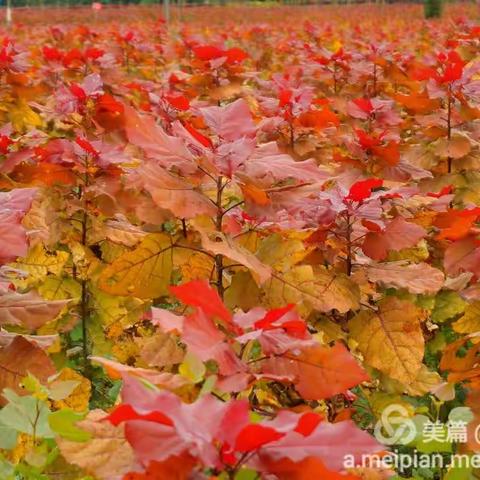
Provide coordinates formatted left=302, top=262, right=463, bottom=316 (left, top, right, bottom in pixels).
left=1, top=3, right=480, bottom=479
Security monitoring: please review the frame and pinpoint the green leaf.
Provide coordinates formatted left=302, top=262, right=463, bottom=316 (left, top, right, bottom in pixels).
left=431, top=291, right=466, bottom=323
left=0, top=455, right=14, bottom=479
left=445, top=464, right=473, bottom=480
left=179, top=351, right=206, bottom=383
left=235, top=469, right=259, bottom=480
left=0, top=423, right=17, bottom=449
left=48, top=409, right=91, bottom=442
left=0, top=390, right=53, bottom=438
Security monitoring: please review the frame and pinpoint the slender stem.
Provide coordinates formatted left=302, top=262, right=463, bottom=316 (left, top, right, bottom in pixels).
left=447, top=87, right=452, bottom=174
left=78, top=159, right=91, bottom=373
left=333, top=61, right=338, bottom=94
left=345, top=212, right=353, bottom=276
left=80, top=278, right=89, bottom=370
left=215, top=176, right=225, bottom=299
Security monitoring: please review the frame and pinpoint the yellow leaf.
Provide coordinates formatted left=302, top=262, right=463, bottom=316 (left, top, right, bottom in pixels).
left=380, top=364, right=442, bottom=396
left=224, top=271, right=261, bottom=311
left=52, top=368, right=91, bottom=412
left=10, top=100, right=42, bottom=131
left=136, top=332, right=184, bottom=368
left=349, top=297, right=424, bottom=384
left=257, top=234, right=311, bottom=272
left=435, top=134, right=472, bottom=159
left=179, top=351, right=206, bottom=383
left=452, top=302, right=480, bottom=334
left=13, top=245, right=69, bottom=288
left=98, top=233, right=174, bottom=299
left=264, top=265, right=360, bottom=316
left=178, top=251, right=215, bottom=283
left=193, top=220, right=271, bottom=284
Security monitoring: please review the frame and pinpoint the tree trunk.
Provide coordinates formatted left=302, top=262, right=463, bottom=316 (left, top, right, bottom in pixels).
left=424, top=0, right=442, bottom=18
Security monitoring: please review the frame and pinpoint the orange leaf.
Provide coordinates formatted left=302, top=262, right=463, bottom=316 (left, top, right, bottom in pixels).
left=123, top=454, right=196, bottom=480
left=260, top=456, right=361, bottom=480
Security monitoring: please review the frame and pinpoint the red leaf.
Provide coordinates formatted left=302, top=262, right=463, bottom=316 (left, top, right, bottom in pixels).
left=75, top=137, right=99, bottom=157
left=69, top=83, right=87, bottom=101
left=346, top=178, right=383, bottom=202
left=107, top=404, right=173, bottom=427
left=192, top=45, right=224, bottom=61
left=123, top=455, right=196, bottom=480
left=260, top=456, right=361, bottom=480
left=294, top=412, right=323, bottom=437
left=352, top=98, right=373, bottom=114
left=225, top=47, right=248, bottom=64
left=181, top=120, right=213, bottom=148
left=165, top=94, right=190, bottom=111
left=362, top=217, right=426, bottom=261
left=254, top=305, right=307, bottom=337
left=279, top=89, right=293, bottom=107
left=427, top=185, right=453, bottom=198
left=435, top=208, right=480, bottom=241
left=261, top=343, right=369, bottom=400
left=170, top=280, right=232, bottom=324
left=235, top=424, right=285, bottom=452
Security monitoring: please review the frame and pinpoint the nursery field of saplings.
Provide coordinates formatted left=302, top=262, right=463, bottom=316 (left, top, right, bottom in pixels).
left=2, top=3, right=480, bottom=479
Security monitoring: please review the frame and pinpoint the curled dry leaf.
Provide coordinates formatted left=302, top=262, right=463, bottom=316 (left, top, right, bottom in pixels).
left=89, top=356, right=189, bottom=390
left=0, top=290, right=70, bottom=331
